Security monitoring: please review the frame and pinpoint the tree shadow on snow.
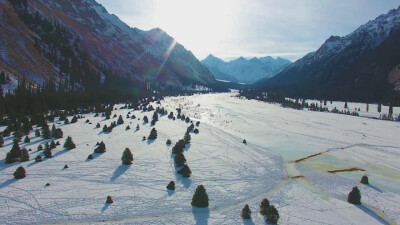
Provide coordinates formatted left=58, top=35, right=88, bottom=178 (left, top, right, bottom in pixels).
left=367, top=184, right=383, bottom=193
left=243, top=218, right=255, bottom=225
left=101, top=202, right=110, bottom=213
left=85, top=153, right=103, bottom=162
left=53, top=149, right=69, bottom=158
left=175, top=173, right=192, bottom=188
left=167, top=189, right=174, bottom=196
left=192, top=207, right=210, bottom=225
left=355, top=205, right=390, bottom=225
left=184, top=143, right=191, bottom=151
left=0, top=159, right=17, bottom=171
left=147, top=139, right=155, bottom=145
left=110, top=164, right=130, bottom=182
left=0, top=178, right=17, bottom=189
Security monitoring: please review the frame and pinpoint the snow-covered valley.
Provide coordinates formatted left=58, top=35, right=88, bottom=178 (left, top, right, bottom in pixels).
left=1, top=92, right=400, bottom=224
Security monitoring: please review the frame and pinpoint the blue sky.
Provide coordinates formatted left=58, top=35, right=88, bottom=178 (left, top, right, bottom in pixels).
left=96, top=0, right=400, bottom=61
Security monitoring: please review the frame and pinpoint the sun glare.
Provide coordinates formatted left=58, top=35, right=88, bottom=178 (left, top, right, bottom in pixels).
left=153, top=0, right=239, bottom=58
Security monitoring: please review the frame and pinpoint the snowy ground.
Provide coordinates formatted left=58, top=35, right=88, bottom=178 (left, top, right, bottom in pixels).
left=1, top=92, right=399, bottom=224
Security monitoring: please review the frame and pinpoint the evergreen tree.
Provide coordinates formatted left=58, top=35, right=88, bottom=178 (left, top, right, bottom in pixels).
left=125, top=125, right=130, bottom=130
left=191, top=185, right=209, bottom=207
left=184, top=132, right=191, bottom=143
left=151, top=119, right=156, bottom=126
left=143, top=116, right=149, bottom=123
left=106, top=195, right=113, bottom=204
left=50, top=141, right=56, bottom=149
left=103, top=124, right=108, bottom=132
left=378, top=103, right=382, bottom=113
left=96, top=123, right=100, bottom=128
left=35, top=129, right=41, bottom=137
left=194, top=128, right=199, bottom=134
left=87, top=154, right=93, bottom=160
left=94, top=141, right=106, bottom=153
left=0, top=71, right=5, bottom=84
left=35, top=155, right=42, bottom=162
left=360, top=175, right=369, bottom=185
left=166, top=139, right=171, bottom=145
left=148, top=128, right=157, bottom=140
left=42, top=124, right=51, bottom=139
left=71, top=116, right=78, bottom=123
left=266, top=205, right=280, bottom=224
left=174, top=153, right=187, bottom=167
left=5, top=140, right=22, bottom=163
left=259, top=198, right=270, bottom=215
left=168, top=112, right=174, bottom=119
left=54, top=128, right=63, bottom=138
left=20, top=148, right=29, bottom=162
left=121, top=148, right=133, bottom=165
left=13, top=166, right=26, bottom=179
left=152, top=111, right=158, bottom=122
left=172, top=139, right=186, bottom=154
left=166, top=181, right=175, bottom=190
left=243, top=139, right=247, bottom=144
left=117, top=115, right=124, bottom=124
left=366, top=104, right=369, bottom=112
left=344, top=101, right=348, bottom=109
left=196, top=121, right=200, bottom=127
left=241, top=204, right=252, bottom=219
left=136, top=124, right=140, bottom=130
left=389, top=104, right=393, bottom=115
left=43, top=146, right=52, bottom=158
left=64, top=118, right=69, bottom=124
left=63, top=136, right=76, bottom=150
left=37, top=144, right=43, bottom=151
left=24, top=135, right=30, bottom=143
left=347, top=186, right=361, bottom=205
left=0, top=135, right=4, bottom=147
left=51, top=124, right=56, bottom=137
left=178, top=164, right=192, bottom=177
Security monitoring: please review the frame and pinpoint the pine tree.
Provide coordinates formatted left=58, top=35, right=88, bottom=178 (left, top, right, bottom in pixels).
left=13, top=166, right=26, bottom=179
left=143, top=116, right=149, bottom=123
left=106, top=195, right=113, bottom=204
left=360, top=176, right=369, bottom=185
left=241, top=204, right=252, bottom=219
left=6, top=140, right=22, bottom=163
left=174, top=153, right=186, bottom=167
left=50, top=141, right=56, bottom=149
left=172, top=139, right=186, bottom=154
left=152, top=111, right=158, bottom=122
left=23, top=135, right=30, bottom=143
left=63, top=136, right=76, bottom=150
left=44, top=146, right=52, bottom=158
left=166, top=139, right=172, bottom=145
left=389, top=104, right=393, bottom=115
left=136, top=124, right=140, bottom=130
left=184, top=132, right=191, bottom=143
left=378, top=103, right=382, bottom=113
left=35, top=155, right=42, bottom=162
left=191, top=185, right=209, bottom=207
left=0, top=71, right=6, bottom=84
left=347, top=186, right=361, bottom=205
left=20, top=148, right=29, bottom=162
left=42, top=124, right=51, bottom=139
left=0, top=135, right=4, bottom=147
left=259, top=198, right=270, bottom=215
left=196, top=121, right=200, bottom=127
left=117, top=115, right=124, bottom=124
left=148, top=128, right=157, bottom=140
left=178, top=164, right=192, bottom=177
left=34, top=129, right=40, bottom=137
left=344, top=101, right=348, bottom=109
left=96, top=123, right=100, bottom=128
left=166, top=181, right=175, bottom=190
left=366, top=104, right=369, bottom=112
left=94, top=141, right=106, bottom=153
left=51, top=124, right=56, bottom=137
left=103, top=124, right=108, bottom=132
left=243, top=139, right=247, bottom=144
left=37, top=144, right=43, bottom=151
left=54, top=128, right=63, bottom=138
left=121, top=148, right=133, bottom=165
left=266, top=205, right=280, bottom=224
left=71, top=116, right=78, bottom=123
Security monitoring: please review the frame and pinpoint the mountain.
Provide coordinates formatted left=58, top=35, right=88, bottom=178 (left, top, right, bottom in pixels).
left=256, top=6, right=400, bottom=102
left=201, top=54, right=291, bottom=84
left=0, top=0, right=215, bottom=92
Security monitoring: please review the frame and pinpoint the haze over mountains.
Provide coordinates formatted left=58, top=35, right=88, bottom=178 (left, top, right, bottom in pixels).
left=0, top=0, right=215, bottom=91
left=202, top=54, right=291, bottom=84
left=256, top=6, right=400, bottom=102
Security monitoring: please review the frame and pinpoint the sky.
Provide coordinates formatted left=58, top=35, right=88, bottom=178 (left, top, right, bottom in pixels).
left=96, top=0, right=400, bottom=62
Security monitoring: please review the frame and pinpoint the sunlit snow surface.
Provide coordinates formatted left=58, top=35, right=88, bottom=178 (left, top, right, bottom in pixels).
left=0, top=92, right=399, bottom=224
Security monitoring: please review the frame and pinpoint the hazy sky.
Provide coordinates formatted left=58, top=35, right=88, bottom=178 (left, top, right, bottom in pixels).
left=96, top=0, right=399, bottom=61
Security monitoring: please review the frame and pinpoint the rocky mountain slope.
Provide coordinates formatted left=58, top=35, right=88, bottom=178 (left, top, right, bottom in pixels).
left=202, top=54, right=291, bottom=84
left=256, top=6, right=400, bottom=102
left=0, top=0, right=216, bottom=92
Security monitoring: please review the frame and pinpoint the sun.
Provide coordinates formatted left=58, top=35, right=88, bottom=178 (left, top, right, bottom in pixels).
left=153, top=0, right=239, bottom=59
